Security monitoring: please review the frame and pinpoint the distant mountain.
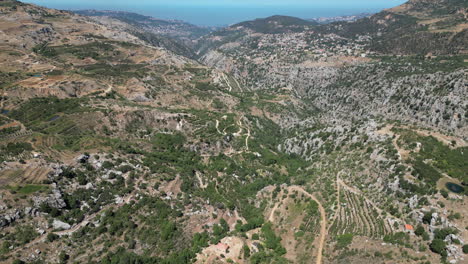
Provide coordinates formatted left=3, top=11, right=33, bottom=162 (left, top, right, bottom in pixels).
left=73, top=10, right=215, bottom=58
left=309, top=13, right=372, bottom=24
left=199, top=0, right=466, bottom=56
left=231, top=15, right=318, bottom=34
left=74, top=10, right=213, bottom=40
left=195, top=15, right=319, bottom=55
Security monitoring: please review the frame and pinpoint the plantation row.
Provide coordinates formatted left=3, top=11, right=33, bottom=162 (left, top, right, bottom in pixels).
left=329, top=189, right=392, bottom=239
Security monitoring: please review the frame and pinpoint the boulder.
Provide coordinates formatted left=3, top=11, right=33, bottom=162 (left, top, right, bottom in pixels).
left=53, top=219, right=71, bottom=230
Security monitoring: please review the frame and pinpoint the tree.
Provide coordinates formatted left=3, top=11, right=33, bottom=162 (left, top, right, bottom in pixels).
left=59, top=251, right=69, bottom=264
left=429, top=239, right=447, bottom=257
left=422, top=211, right=433, bottom=224
left=46, top=233, right=59, bottom=242
left=422, top=232, right=430, bottom=241
left=415, top=225, right=425, bottom=236
left=440, top=189, right=448, bottom=198
left=463, top=245, right=468, bottom=254
left=243, top=244, right=251, bottom=258
left=220, top=219, right=229, bottom=233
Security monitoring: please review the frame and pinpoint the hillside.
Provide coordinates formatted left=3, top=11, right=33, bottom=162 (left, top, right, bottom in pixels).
left=232, top=15, right=318, bottom=34
left=72, top=10, right=214, bottom=58
left=1, top=0, right=467, bottom=264
left=198, top=0, right=467, bottom=56
left=320, top=0, right=468, bottom=54
left=197, top=0, right=467, bottom=137
left=309, top=13, right=372, bottom=24
left=74, top=10, right=212, bottom=40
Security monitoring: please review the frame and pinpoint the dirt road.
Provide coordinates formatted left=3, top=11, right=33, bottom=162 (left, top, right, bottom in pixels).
left=268, top=186, right=327, bottom=264
left=289, top=186, right=326, bottom=264
left=268, top=190, right=283, bottom=222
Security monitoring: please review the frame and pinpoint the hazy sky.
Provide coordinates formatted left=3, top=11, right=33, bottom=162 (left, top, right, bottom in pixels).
left=24, top=0, right=406, bottom=7
left=23, top=0, right=407, bottom=26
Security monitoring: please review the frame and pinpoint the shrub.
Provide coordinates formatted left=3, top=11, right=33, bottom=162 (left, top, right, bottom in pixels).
left=434, top=228, right=457, bottom=240
left=11, top=225, right=38, bottom=246
left=415, top=225, right=425, bottom=236
left=243, top=245, right=251, bottom=258
left=463, top=245, right=468, bottom=254
left=440, top=189, right=448, bottom=198
left=59, top=251, right=69, bottom=264
left=336, top=233, right=354, bottom=249
left=46, top=233, right=59, bottom=242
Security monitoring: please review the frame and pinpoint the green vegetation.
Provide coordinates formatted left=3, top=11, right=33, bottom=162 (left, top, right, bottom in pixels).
left=415, top=225, right=427, bottom=238
left=383, top=232, right=410, bottom=247
left=0, top=125, right=21, bottom=137
left=0, top=142, right=32, bottom=155
left=249, top=223, right=287, bottom=263
left=430, top=239, right=447, bottom=257
left=0, top=71, right=28, bottom=88
left=397, top=129, right=468, bottom=184
left=2, top=1, right=466, bottom=262
left=33, top=42, right=114, bottom=60
left=378, top=55, right=468, bottom=78
left=1, top=225, right=38, bottom=248
left=234, top=15, right=316, bottom=34
left=8, top=184, right=48, bottom=194
left=463, top=245, right=468, bottom=254
left=261, top=222, right=286, bottom=255
left=0, top=142, right=33, bottom=162
left=79, top=63, right=149, bottom=79
left=434, top=227, right=458, bottom=240
left=9, top=97, right=84, bottom=129
left=336, top=233, right=354, bottom=249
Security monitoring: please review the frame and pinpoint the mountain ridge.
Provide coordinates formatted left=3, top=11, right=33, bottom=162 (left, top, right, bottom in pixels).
left=231, top=15, right=318, bottom=34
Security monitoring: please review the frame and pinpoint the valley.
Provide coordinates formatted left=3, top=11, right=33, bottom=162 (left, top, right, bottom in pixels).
left=0, top=0, right=467, bottom=263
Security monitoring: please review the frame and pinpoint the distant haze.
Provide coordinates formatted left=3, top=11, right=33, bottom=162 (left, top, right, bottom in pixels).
left=22, top=0, right=407, bottom=26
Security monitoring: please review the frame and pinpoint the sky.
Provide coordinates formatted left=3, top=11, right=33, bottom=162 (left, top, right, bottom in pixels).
left=23, top=0, right=407, bottom=26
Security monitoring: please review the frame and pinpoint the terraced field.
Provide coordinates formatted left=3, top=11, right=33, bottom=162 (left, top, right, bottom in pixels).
left=18, top=166, right=50, bottom=184
left=0, top=166, right=50, bottom=185
left=329, top=188, right=392, bottom=239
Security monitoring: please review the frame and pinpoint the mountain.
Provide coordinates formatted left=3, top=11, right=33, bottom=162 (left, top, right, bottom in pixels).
left=197, top=0, right=467, bottom=137
left=319, top=0, right=468, bottom=54
left=309, top=13, right=372, bottom=24
left=1, top=0, right=467, bottom=264
left=73, top=10, right=215, bottom=58
left=74, top=10, right=213, bottom=41
left=232, top=15, right=318, bottom=34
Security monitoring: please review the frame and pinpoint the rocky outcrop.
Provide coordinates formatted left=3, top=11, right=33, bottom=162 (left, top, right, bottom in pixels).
left=0, top=209, right=22, bottom=228
left=32, top=185, right=66, bottom=209
left=0, top=207, right=40, bottom=228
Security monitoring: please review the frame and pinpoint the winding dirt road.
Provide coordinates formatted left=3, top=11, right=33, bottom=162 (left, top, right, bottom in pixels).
left=268, top=190, right=283, bottom=222
left=289, top=186, right=326, bottom=264
left=268, top=186, right=327, bottom=264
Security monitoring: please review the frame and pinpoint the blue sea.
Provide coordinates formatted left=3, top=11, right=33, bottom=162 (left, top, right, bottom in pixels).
left=22, top=1, right=406, bottom=26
